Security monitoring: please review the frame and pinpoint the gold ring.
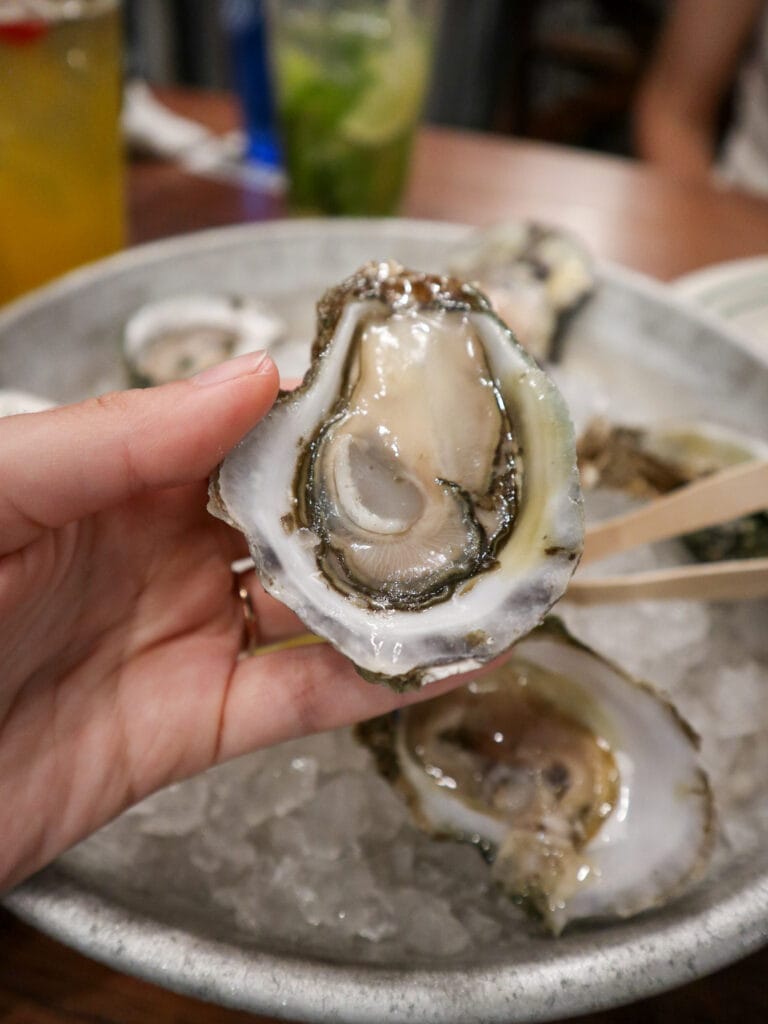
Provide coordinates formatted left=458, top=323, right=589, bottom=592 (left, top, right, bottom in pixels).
left=234, top=570, right=260, bottom=655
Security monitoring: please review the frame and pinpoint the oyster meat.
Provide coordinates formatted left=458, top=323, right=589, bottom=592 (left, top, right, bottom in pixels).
left=359, top=619, right=714, bottom=933
left=123, top=293, right=285, bottom=387
left=447, top=221, right=594, bottom=362
left=211, top=262, right=583, bottom=688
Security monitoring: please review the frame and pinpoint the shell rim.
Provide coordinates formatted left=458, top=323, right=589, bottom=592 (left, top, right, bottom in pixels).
left=210, top=263, right=584, bottom=687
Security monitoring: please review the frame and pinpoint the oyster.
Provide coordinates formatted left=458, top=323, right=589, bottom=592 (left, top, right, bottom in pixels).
left=578, top=417, right=768, bottom=560
left=359, top=619, right=714, bottom=932
left=123, top=293, right=285, bottom=387
left=447, top=222, right=594, bottom=362
left=210, top=262, right=583, bottom=688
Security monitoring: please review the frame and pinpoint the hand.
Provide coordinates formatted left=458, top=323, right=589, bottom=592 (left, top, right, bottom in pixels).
left=633, top=0, right=762, bottom=180
left=0, top=353, right=461, bottom=891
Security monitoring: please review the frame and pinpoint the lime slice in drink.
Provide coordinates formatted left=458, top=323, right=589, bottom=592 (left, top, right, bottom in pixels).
left=276, top=44, right=323, bottom=106
left=339, top=34, right=429, bottom=146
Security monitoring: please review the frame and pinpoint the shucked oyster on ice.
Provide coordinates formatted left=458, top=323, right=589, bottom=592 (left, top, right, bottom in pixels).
left=359, top=619, right=714, bottom=933
left=210, top=261, right=583, bottom=689
left=123, top=293, right=285, bottom=387
left=447, top=222, right=595, bottom=363
left=578, top=417, right=768, bottom=561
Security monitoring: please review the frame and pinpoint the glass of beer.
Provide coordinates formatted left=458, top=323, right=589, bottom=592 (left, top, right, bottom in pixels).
left=0, top=0, right=125, bottom=305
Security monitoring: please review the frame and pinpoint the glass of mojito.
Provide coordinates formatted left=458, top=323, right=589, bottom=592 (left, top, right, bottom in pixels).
left=267, top=0, right=438, bottom=216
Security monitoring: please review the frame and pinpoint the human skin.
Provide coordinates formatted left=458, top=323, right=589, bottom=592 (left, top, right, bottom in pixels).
left=634, top=0, right=762, bottom=180
left=0, top=352, right=468, bottom=891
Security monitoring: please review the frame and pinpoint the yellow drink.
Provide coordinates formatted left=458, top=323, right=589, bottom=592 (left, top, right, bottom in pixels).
left=0, top=2, right=124, bottom=305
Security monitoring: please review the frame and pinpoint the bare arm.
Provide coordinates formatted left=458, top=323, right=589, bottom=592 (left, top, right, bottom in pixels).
left=634, top=0, right=762, bottom=179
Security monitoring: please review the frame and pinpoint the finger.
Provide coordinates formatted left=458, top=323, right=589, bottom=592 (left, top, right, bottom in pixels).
left=0, top=351, right=279, bottom=553
left=238, top=573, right=309, bottom=644
left=215, top=644, right=502, bottom=764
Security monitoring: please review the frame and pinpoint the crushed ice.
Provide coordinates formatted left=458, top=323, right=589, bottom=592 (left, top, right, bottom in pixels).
left=62, top=489, right=768, bottom=959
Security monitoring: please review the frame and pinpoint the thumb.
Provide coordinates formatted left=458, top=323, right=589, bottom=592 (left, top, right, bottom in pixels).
left=0, top=351, right=279, bottom=554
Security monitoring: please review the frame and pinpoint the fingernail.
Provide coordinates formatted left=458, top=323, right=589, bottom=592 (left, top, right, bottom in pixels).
left=191, top=350, right=272, bottom=387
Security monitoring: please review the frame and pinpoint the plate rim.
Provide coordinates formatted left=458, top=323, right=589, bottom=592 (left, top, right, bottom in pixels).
left=673, top=254, right=768, bottom=300
left=672, top=255, right=768, bottom=365
left=2, top=214, right=764, bottom=373
left=7, top=859, right=768, bottom=1024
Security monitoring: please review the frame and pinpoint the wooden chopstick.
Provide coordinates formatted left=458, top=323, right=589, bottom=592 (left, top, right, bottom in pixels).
left=565, top=557, right=768, bottom=604
left=581, top=460, right=768, bottom=567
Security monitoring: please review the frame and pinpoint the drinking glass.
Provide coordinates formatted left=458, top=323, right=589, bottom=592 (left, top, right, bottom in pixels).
left=0, top=0, right=125, bottom=305
left=266, top=0, right=439, bottom=215
left=220, top=0, right=281, bottom=168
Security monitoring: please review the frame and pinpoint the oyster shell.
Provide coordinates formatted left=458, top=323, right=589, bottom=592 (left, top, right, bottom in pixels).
left=359, top=619, right=714, bottom=933
left=578, top=417, right=768, bottom=560
left=447, top=222, right=594, bottom=362
left=210, top=262, right=583, bottom=688
left=123, top=293, right=285, bottom=387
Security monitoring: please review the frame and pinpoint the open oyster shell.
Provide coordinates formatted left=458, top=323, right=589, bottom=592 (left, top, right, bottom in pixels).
left=578, top=417, right=768, bottom=561
left=358, top=619, right=715, bottom=933
left=210, top=262, right=583, bottom=689
left=123, top=293, right=285, bottom=387
left=447, top=222, right=594, bottom=362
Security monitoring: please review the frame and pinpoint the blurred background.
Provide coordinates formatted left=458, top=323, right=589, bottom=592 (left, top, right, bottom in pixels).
left=125, top=0, right=668, bottom=157
left=5, top=0, right=766, bottom=304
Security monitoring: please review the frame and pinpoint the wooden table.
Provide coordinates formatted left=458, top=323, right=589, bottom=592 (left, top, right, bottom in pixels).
left=129, top=91, right=768, bottom=280
left=3, top=90, right=768, bottom=1024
